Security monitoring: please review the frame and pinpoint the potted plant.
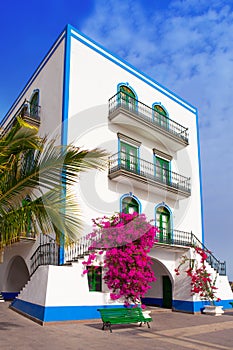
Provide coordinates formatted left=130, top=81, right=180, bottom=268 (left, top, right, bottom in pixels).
left=175, top=246, right=223, bottom=315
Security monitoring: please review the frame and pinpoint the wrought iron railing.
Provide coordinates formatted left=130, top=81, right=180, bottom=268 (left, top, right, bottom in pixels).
left=0, top=99, right=41, bottom=135
left=156, top=229, right=226, bottom=275
left=109, top=92, right=189, bottom=143
left=64, top=232, right=102, bottom=262
left=30, top=239, right=59, bottom=276
left=64, top=227, right=226, bottom=276
left=109, top=151, right=191, bottom=194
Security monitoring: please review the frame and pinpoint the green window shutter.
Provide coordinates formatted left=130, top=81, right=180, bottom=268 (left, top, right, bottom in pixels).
left=87, top=266, right=102, bottom=292
left=122, top=197, right=139, bottom=214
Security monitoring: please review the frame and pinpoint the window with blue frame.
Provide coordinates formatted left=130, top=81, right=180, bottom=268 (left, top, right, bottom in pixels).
left=152, top=104, right=169, bottom=130
left=156, top=206, right=171, bottom=243
left=121, top=196, right=140, bottom=214
left=119, top=85, right=136, bottom=111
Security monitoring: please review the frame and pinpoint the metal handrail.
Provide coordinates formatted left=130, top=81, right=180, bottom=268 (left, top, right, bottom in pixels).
left=109, top=151, right=191, bottom=193
left=156, top=229, right=226, bottom=275
left=63, top=228, right=226, bottom=276
left=109, top=92, right=189, bottom=143
left=30, top=241, right=59, bottom=276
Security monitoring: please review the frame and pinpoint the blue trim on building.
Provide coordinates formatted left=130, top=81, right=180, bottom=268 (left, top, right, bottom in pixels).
left=0, top=32, right=66, bottom=125
left=173, top=299, right=230, bottom=313
left=69, top=25, right=197, bottom=114
left=195, top=111, right=205, bottom=244
left=1, top=292, right=19, bottom=301
left=141, top=297, right=163, bottom=307
left=58, top=25, right=72, bottom=265
left=120, top=193, right=142, bottom=214
left=142, top=297, right=232, bottom=313
left=11, top=299, right=124, bottom=322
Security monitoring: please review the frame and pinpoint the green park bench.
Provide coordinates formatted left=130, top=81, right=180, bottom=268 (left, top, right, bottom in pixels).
left=97, top=307, right=152, bottom=333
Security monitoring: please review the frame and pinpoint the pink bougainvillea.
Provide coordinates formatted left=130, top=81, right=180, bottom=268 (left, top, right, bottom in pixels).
left=82, top=212, right=157, bottom=306
left=175, top=246, right=220, bottom=304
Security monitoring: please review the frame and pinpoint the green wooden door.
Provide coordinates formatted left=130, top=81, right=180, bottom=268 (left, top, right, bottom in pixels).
left=153, top=104, right=169, bottom=130
left=120, top=142, right=138, bottom=172
left=156, top=206, right=171, bottom=243
left=120, top=85, right=136, bottom=110
left=155, top=156, right=170, bottom=185
left=162, top=276, right=172, bottom=308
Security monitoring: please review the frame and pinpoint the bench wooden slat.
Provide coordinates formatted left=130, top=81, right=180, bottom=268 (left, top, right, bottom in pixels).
left=97, top=307, right=152, bottom=332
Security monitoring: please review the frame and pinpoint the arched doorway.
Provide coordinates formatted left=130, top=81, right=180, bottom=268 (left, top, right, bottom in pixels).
left=156, top=205, right=172, bottom=244
left=30, top=90, right=39, bottom=118
left=5, top=256, right=30, bottom=295
left=119, top=85, right=137, bottom=111
left=142, top=258, right=173, bottom=309
left=152, top=103, right=169, bottom=130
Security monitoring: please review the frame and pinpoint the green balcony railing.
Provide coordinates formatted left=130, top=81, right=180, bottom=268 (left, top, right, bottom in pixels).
left=109, top=151, right=191, bottom=194
left=109, top=92, right=189, bottom=143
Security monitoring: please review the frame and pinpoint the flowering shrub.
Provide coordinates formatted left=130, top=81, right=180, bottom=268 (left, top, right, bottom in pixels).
left=82, top=212, right=157, bottom=306
left=175, top=246, right=220, bottom=304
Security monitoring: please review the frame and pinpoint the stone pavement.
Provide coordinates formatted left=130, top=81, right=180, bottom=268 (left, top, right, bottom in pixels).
left=1, top=303, right=233, bottom=350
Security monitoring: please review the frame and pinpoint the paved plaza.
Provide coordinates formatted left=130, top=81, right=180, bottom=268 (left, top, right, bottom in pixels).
left=1, top=302, right=233, bottom=350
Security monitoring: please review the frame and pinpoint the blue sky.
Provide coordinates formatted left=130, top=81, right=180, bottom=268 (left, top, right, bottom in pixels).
left=0, top=0, right=232, bottom=279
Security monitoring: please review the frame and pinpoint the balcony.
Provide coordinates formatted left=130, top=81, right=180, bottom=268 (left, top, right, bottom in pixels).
left=108, top=152, right=191, bottom=200
left=109, top=92, right=189, bottom=152
left=1, top=99, right=41, bottom=135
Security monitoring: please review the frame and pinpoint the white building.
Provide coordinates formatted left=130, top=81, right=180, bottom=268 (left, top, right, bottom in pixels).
left=0, top=24, right=232, bottom=324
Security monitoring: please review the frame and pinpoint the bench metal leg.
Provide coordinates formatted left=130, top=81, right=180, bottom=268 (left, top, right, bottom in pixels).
left=146, top=322, right=150, bottom=328
left=102, top=321, right=112, bottom=333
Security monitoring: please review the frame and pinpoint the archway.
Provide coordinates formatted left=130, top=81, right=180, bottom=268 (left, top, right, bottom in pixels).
left=142, top=258, right=173, bottom=309
left=5, top=256, right=30, bottom=294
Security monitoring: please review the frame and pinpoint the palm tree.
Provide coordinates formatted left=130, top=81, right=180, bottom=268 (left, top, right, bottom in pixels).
left=0, top=118, right=107, bottom=250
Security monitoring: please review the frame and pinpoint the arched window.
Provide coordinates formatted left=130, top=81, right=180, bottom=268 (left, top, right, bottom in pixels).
left=156, top=205, right=172, bottom=243
left=121, top=195, right=140, bottom=214
left=152, top=103, right=169, bottom=130
left=119, top=84, right=136, bottom=111
left=30, top=90, right=40, bottom=119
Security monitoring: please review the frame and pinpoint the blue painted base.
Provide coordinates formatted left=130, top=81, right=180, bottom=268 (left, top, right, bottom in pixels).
left=142, top=297, right=233, bottom=313
left=141, top=297, right=163, bottom=307
left=1, top=292, right=19, bottom=301
left=173, top=299, right=233, bottom=313
left=11, top=299, right=124, bottom=323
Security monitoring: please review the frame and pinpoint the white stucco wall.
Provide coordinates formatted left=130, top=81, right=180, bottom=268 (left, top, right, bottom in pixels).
left=18, top=262, right=123, bottom=308
left=1, top=32, right=65, bottom=141
left=67, top=32, right=203, bottom=242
